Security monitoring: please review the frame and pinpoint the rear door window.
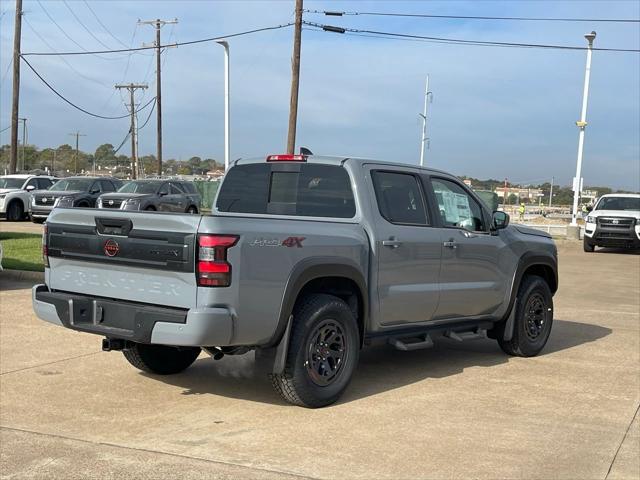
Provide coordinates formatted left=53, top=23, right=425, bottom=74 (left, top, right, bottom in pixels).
left=216, top=163, right=355, bottom=218
left=100, top=180, right=116, bottom=192
left=170, top=183, right=185, bottom=194
left=36, top=178, right=52, bottom=189
left=372, top=171, right=428, bottom=225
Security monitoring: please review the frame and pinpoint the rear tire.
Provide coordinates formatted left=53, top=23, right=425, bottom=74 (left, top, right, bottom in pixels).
left=144, top=206, right=156, bottom=211
left=498, top=275, right=553, bottom=357
left=270, top=294, right=360, bottom=408
left=6, top=201, right=24, bottom=221
left=583, top=238, right=595, bottom=252
left=123, top=343, right=201, bottom=375
left=30, top=216, right=45, bottom=224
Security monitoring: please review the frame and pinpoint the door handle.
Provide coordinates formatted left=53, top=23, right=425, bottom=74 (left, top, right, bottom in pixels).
left=382, top=239, right=403, bottom=248
left=443, top=241, right=457, bottom=249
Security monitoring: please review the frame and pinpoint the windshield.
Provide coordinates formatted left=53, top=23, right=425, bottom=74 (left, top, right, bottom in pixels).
left=48, top=179, right=93, bottom=191
left=118, top=181, right=160, bottom=194
left=0, top=178, right=25, bottom=189
left=595, top=196, right=640, bottom=211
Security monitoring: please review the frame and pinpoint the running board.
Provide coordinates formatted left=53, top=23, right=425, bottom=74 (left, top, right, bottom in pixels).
left=388, top=334, right=434, bottom=351
left=443, top=328, right=487, bottom=342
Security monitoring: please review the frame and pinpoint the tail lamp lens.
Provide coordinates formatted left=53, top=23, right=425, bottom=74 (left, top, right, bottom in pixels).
left=197, top=235, right=238, bottom=287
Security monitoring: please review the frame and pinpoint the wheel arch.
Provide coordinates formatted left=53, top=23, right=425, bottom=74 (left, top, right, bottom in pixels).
left=268, top=258, right=368, bottom=349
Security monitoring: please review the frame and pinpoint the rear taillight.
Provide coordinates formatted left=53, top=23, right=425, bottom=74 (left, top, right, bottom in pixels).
left=42, top=224, right=49, bottom=267
left=196, top=235, right=238, bottom=287
left=266, top=154, right=306, bottom=162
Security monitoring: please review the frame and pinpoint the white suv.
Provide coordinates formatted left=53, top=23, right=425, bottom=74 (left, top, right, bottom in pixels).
left=0, top=175, right=57, bottom=221
left=583, top=193, right=640, bottom=252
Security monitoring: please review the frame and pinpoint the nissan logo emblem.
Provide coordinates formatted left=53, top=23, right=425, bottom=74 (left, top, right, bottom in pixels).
left=108, top=200, right=114, bottom=205
left=612, top=219, right=619, bottom=224
left=104, top=239, right=120, bottom=257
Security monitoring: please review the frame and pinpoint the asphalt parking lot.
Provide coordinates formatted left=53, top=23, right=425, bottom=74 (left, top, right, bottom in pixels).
left=0, top=241, right=638, bottom=479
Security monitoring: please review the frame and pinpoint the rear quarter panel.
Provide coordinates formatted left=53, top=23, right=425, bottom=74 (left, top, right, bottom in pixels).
left=197, top=215, right=369, bottom=345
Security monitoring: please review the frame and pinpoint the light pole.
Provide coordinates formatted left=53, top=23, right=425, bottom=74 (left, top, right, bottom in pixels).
left=571, top=31, right=596, bottom=226
left=216, top=40, right=230, bottom=172
left=418, top=75, right=432, bottom=167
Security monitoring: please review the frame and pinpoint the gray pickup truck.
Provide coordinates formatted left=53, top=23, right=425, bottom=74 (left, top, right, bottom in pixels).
left=33, top=154, right=558, bottom=407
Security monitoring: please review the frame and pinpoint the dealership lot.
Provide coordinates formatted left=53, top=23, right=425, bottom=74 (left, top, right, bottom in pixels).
left=0, top=242, right=638, bottom=479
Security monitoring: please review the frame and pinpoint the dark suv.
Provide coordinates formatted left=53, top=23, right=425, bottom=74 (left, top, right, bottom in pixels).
left=31, top=177, right=122, bottom=223
left=97, top=179, right=201, bottom=213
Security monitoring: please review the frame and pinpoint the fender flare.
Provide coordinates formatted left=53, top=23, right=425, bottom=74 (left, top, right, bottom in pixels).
left=500, top=252, right=558, bottom=341
left=260, top=257, right=368, bottom=374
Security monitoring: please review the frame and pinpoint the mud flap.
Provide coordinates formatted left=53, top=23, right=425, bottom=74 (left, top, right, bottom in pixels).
left=255, top=315, right=293, bottom=375
left=502, top=297, right=518, bottom=341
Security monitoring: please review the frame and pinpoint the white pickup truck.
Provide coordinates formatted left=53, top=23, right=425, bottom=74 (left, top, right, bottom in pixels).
left=583, top=193, right=640, bottom=252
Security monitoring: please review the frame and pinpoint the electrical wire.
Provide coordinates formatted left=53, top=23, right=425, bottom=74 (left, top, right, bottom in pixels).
left=303, top=21, right=640, bottom=52
left=21, top=56, right=155, bottom=120
left=305, top=9, right=640, bottom=23
left=0, top=125, right=10, bottom=134
left=138, top=97, right=157, bottom=130
left=22, top=23, right=295, bottom=56
left=113, top=128, right=132, bottom=155
left=23, top=17, right=113, bottom=89
left=35, top=0, right=120, bottom=61
left=82, top=0, right=131, bottom=49
left=62, top=0, right=116, bottom=51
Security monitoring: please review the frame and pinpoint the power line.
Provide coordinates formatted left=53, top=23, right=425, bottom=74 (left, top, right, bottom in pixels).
left=113, top=128, right=132, bottom=155
left=138, top=97, right=157, bottom=130
left=35, top=0, right=119, bottom=61
left=303, top=22, right=640, bottom=52
left=81, top=0, right=131, bottom=49
left=0, top=125, right=10, bottom=134
left=62, top=0, right=116, bottom=51
left=305, top=9, right=640, bottom=23
left=23, top=17, right=113, bottom=89
left=21, top=23, right=295, bottom=56
left=21, top=55, right=155, bottom=120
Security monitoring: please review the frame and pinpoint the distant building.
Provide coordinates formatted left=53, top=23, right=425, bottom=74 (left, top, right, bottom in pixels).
left=463, top=179, right=472, bottom=188
left=581, top=189, right=598, bottom=202
left=494, top=186, right=544, bottom=202
left=206, top=170, right=225, bottom=181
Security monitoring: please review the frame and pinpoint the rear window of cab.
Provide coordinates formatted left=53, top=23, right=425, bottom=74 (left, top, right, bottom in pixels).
left=216, top=163, right=356, bottom=218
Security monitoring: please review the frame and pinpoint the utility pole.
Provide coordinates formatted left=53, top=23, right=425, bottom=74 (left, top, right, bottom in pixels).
left=571, top=31, right=596, bottom=226
left=139, top=18, right=178, bottom=175
left=9, top=0, right=23, bottom=174
left=286, top=0, right=303, bottom=154
left=418, top=75, right=433, bottom=167
left=115, top=83, right=148, bottom=179
left=68, top=131, right=86, bottom=174
left=18, top=117, right=26, bottom=171
left=549, top=176, right=554, bottom=208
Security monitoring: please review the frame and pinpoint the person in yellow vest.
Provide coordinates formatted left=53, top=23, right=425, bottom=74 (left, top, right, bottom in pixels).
left=581, top=203, right=588, bottom=218
left=518, top=202, right=526, bottom=221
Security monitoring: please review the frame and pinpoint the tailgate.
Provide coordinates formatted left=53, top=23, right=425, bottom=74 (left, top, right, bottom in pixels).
left=45, top=208, right=201, bottom=309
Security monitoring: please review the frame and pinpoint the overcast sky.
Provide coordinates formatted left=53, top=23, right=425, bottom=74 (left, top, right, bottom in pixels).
left=1, top=0, right=639, bottom=189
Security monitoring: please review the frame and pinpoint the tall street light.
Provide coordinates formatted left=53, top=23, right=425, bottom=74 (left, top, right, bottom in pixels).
left=571, top=31, right=596, bottom=226
left=216, top=41, right=230, bottom=172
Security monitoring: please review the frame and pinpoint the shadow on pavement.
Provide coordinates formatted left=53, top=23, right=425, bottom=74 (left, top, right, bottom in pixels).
left=142, top=319, right=611, bottom=406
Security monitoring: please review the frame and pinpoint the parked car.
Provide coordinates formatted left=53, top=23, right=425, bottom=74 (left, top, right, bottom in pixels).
left=0, top=174, right=56, bottom=221
left=33, top=154, right=558, bottom=407
left=30, top=176, right=122, bottom=223
left=583, top=193, right=640, bottom=251
left=97, top=179, right=201, bottom=213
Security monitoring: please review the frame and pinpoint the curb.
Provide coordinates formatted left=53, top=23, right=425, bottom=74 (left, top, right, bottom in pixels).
left=0, top=269, right=44, bottom=284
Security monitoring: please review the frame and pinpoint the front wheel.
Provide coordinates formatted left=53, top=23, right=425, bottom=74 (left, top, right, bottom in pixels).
left=6, top=201, right=24, bottom=221
left=186, top=206, right=198, bottom=214
left=270, top=294, right=360, bottom=408
left=583, top=238, right=595, bottom=252
left=123, top=343, right=201, bottom=375
left=498, top=275, right=553, bottom=357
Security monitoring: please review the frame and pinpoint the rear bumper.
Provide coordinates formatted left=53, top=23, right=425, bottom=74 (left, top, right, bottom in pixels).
left=32, top=284, right=234, bottom=346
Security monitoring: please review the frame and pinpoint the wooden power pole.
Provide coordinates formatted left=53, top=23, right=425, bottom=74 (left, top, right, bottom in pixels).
left=115, top=83, right=148, bottom=179
left=9, top=0, right=23, bottom=174
left=68, top=131, right=86, bottom=174
left=286, top=0, right=303, bottom=154
left=138, top=18, right=177, bottom=175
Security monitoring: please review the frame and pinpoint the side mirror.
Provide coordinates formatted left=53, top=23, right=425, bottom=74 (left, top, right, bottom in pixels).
left=159, top=191, right=167, bottom=196
left=492, top=211, right=510, bottom=230
left=25, top=185, right=35, bottom=191
left=90, top=189, right=100, bottom=194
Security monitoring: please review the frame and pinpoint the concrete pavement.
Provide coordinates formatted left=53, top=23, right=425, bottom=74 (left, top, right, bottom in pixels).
left=1, top=242, right=638, bottom=479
